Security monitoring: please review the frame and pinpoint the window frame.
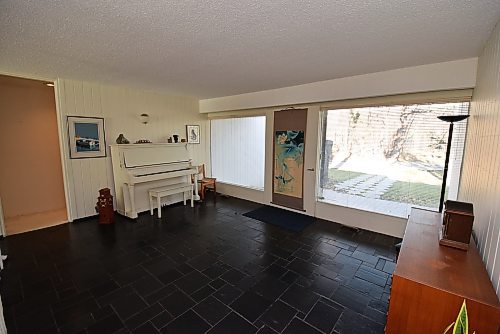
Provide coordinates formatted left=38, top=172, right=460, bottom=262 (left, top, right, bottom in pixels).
left=317, top=95, right=471, bottom=218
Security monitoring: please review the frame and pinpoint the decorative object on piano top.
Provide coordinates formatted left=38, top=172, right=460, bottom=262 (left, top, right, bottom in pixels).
left=135, top=139, right=152, bottom=144
left=439, top=200, right=474, bottom=251
left=67, top=116, right=106, bottom=159
left=116, top=134, right=130, bottom=144
left=139, top=113, right=150, bottom=124
left=172, top=135, right=179, bottom=143
left=95, top=188, right=114, bottom=224
left=186, top=125, right=200, bottom=144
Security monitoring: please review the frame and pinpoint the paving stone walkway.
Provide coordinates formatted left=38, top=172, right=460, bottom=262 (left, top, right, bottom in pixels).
left=321, top=190, right=411, bottom=218
left=334, top=175, right=396, bottom=199
left=322, top=175, right=417, bottom=217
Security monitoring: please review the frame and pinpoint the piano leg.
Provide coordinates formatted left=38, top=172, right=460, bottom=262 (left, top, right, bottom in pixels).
left=149, top=195, right=153, bottom=216
left=157, top=196, right=161, bottom=218
left=190, top=185, right=194, bottom=207
left=193, top=174, right=200, bottom=201
left=128, top=184, right=138, bottom=219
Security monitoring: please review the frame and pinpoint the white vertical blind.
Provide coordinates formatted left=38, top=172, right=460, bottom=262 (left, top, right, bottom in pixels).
left=211, top=116, right=266, bottom=189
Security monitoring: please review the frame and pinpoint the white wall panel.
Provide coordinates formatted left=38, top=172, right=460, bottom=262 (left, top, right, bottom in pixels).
left=200, top=58, right=477, bottom=113
left=459, top=21, right=500, bottom=298
left=56, top=79, right=209, bottom=220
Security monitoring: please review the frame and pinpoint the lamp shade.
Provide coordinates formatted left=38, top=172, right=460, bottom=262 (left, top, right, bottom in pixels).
left=437, top=115, right=469, bottom=123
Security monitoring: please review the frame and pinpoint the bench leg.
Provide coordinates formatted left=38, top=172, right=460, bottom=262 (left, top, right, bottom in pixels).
left=149, top=195, right=153, bottom=215
left=190, top=187, right=194, bottom=207
left=157, top=196, right=161, bottom=218
left=183, top=191, right=186, bottom=206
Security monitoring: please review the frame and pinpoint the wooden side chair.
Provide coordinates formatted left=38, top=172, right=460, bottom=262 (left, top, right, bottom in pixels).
left=197, top=164, right=216, bottom=200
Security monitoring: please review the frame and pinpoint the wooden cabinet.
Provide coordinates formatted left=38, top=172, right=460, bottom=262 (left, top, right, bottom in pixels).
left=386, top=208, right=500, bottom=334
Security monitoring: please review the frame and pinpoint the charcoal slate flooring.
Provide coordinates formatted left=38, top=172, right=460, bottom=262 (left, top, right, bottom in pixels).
left=0, top=195, right=400, bottom=334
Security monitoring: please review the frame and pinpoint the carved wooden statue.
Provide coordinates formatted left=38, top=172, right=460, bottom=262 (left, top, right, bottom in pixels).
left=96, top=188, right=114, bottom=224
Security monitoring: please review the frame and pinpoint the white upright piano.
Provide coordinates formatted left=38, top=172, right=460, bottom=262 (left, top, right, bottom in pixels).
left=110, top=143, right=199, bottom=219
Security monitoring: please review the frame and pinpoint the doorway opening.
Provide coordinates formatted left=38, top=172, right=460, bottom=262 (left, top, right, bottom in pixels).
left=0, top=75, right=67, bottom=235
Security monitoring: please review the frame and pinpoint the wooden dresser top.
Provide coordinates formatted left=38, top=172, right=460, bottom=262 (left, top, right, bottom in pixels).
left=395, top=208, right=499, bottom=307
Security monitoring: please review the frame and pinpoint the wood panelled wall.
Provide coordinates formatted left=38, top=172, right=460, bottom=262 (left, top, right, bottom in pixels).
left=459, top=21, right=500, bottom=297
left=56, top=79, right=209, bottom=220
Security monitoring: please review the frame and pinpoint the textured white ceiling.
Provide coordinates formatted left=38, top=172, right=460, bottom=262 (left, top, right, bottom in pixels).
left=1, top=1, right=499, bottom=98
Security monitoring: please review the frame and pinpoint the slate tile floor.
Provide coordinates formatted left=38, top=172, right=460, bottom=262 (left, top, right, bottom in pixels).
left=0, top=195, right=400, bottom=334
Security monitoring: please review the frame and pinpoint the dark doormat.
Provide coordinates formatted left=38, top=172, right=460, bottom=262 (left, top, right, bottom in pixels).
left=243, top=205, right=316, bottom=232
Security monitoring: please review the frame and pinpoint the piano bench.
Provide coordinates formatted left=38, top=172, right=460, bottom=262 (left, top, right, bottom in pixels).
left=148, top=183, right=194, bottom=218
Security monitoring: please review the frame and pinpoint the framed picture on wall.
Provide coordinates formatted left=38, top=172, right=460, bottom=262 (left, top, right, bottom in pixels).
left=67, top=116, right=106, bottom=159
left=186, top=125, right=200, bottom=144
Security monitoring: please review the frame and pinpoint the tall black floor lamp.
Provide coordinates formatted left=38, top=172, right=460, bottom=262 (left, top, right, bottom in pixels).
left=437, top=115, right=469, bottom=212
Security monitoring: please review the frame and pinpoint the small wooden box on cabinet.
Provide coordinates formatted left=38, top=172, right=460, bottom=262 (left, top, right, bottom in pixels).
left=439, top=200, right=474, bottom=250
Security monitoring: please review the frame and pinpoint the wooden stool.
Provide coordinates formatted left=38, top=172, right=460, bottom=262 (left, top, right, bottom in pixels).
left=148, top=183, right=194, bottom=218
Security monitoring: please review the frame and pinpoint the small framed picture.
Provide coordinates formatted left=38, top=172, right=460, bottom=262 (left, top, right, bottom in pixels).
left=67, top=116, right=106, bottom=159
left=186, top=125, right=200, bottom=144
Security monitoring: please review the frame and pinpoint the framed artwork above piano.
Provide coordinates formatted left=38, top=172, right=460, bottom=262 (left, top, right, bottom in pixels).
left=67, top=116, right=106, bottom=159
left=110, top=143, right=200, bottom=219
left=186, top=125, right=200, bottom=144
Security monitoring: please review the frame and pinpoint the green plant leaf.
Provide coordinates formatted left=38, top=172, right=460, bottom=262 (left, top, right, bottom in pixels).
left=452, top=300, right=468, bottom=334
left=443, top=322, right=455, bottom=334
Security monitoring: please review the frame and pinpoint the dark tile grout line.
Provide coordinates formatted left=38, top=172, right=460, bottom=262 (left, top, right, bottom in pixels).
left=142, top=252, right=292, bottom=332
left=121, top=261, right=246, bottom=331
